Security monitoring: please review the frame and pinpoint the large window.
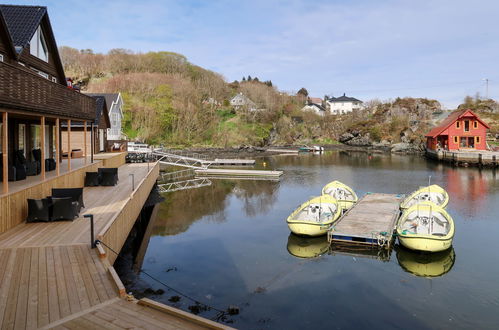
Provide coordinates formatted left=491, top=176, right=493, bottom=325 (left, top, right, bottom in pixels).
left=18, top=124, right=26, bottom=156
left=30, top=26, right=49, bottom=62
left=464, top=120, right=470, bottom=132
left=30, top=125, right=41, bottom=150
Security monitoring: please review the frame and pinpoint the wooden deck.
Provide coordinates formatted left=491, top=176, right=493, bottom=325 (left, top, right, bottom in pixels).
left=0, top=161, right=231, bottom=329
left=328, top=193, right=403, bottom=249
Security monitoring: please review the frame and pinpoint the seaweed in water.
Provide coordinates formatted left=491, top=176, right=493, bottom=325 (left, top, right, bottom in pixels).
left=168, top=295, right=181, bottom=302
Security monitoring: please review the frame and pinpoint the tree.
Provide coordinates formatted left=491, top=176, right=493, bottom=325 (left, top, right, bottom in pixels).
left=242, top=77, right=246, bottom=81
left=247, top=75, right=252, bottom=81
left=253, top=77, right=259, bottom=82
left=297, top=88, right=308, bottom=97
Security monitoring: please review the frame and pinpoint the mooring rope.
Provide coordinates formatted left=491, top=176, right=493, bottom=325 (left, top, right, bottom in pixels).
left=96, top=239, right=232, bottom=322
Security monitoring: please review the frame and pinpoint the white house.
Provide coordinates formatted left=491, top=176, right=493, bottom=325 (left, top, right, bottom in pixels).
left=87, top=93, right=124, bottom=140
left=326, top=93, right=363, bottom=115
left=230, top=92, right=257, bottom=111
left=301, top=103, right=326, bottom=116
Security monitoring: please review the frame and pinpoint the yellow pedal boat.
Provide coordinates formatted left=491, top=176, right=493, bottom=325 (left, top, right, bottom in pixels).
left=397, top=202, right=454, bottom=252
left=287, top=195, right=341, bottom=237
left=400, top=184, right=449, bottom=210
left=321, top=180, right=358, bottom=211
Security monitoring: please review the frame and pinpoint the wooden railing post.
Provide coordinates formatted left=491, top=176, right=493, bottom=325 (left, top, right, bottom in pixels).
left=2, top=112, right=8, bottom=194
left=41, top=116, right=46, bottom=180
left=84, top=121, right=87, bottom=164
left=67, top=119, right=71, bottom=171
left=55, top=118, right=60, bottom=176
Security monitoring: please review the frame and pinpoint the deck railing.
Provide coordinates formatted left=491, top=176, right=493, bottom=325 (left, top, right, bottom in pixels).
left=0, top=61, right=95, bottom=120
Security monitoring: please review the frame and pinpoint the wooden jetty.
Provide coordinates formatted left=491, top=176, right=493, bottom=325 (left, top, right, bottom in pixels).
left=0, top=154, right=233, bottom=329
left=328, top=193, right=403, bottom=249
left=267, top=148, right=299, bottom=154
left=195, top=168, right=283, bottom=178
left=426, top=149, right=499, bottom=167
left=208, top=158, right=256, bottom=166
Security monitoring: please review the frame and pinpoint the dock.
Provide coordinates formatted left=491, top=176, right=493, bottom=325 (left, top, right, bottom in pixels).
left=267, top=148, right=299, bottom=154
left=426, top=149, right=499, bottom=167
left=207, top=158, right=256, bottom=166
left=195, top=168, right=283, bottom=179
left=328, top=193, right=403, bottom=249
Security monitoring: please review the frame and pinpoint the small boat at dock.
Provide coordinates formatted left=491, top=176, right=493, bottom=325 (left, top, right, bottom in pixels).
left=397, top=202, right=454, bottom=252
left=287, top=195, right=341, bottom=237
left=299, top=145, right=324, bottom=152
left=400, top=184, right=449, bottom=210
left=321, top=180, right=358, bottom=211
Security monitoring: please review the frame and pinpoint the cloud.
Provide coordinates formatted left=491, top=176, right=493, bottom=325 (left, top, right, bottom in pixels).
left=9, top=0, right=499, bottom=107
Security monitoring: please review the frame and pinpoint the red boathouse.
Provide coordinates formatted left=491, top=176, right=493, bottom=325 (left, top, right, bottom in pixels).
left=426, top=109, right=490, bottom=151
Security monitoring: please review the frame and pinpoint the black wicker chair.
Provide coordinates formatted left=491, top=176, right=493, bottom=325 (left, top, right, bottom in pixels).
left=45, top=158, right=56, bottom=171
left=26, top=198, right=52, bottom=222
left=84, top=172, right=100, bottom=187
left=0, top=157, right=16, bottom=182
left=14, top=150, right=36, bottom=177
left=32, top=149, right=43, bottom=174
left=51, top=197, right=78, bottom=221
left=51, top=188, right=84, bottom=213
left=98, top=168, right=118, bottom=186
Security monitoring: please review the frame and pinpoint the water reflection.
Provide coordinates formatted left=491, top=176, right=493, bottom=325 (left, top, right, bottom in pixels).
left=286, top=233, right=329, bottom=258
left=395, top=245, right=456, bottom=277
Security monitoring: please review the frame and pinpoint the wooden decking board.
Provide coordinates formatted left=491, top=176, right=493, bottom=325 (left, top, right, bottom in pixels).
left=329, top=193, right=402, bottom=248
left=0, top=249, right=16, bottom=326
left=26, top=247, right=39, bottom=330
left=37, top=247, right=50, bottom=327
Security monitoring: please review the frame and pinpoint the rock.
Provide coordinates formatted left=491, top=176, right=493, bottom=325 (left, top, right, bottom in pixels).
left=168, top=295, right=181, bottom=302
left=346, top=134, right=372, bottom=147
left=339, top=133, right=354, bottom=143
left=227, top=305, right=240, bottom=315
left=391, top=142, right=422, bottom=153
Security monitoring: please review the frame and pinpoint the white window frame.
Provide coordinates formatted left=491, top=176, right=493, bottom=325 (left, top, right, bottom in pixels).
left=51, top=77, right=57, bottom=83
left=0, top=54, right=4, bottom=62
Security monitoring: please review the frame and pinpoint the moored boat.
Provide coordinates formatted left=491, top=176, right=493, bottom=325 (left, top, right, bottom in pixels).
left=321, top=180, right=358, bottom=211
left=397, top=202, right=454, bottom=252
left=400, top=184, right=449, bottom=210
left=299, top=145, right=324, bottom=152
left=287, top=195, right=341, bottom=236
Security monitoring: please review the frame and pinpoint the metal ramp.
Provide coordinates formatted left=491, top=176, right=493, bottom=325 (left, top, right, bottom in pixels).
left=157, top=178, right=212, bottom=193
left=152, top=149, right=212, bottom=169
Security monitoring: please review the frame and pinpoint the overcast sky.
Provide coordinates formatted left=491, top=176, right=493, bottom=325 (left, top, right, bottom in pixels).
left=8, top=0, right=499, bottom=108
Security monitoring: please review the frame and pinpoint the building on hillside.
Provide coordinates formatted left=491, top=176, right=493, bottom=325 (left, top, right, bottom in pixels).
left=86, top=93, right=124, bottom=141
left=0, top=4, right=95, bottom=193
left=230, top=92, right=257, bottom=111
left=307, top=97, right=323, bottom=106
left=326, top=93, right=363, bottom=115
left=301, top=103, right=326, bottom=116
left=61, top=96, right=110, bottom=154
left=425, top=109, right=490, bottom=151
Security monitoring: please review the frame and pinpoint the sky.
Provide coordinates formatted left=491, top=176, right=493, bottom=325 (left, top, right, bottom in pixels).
left=6, top=0, right=499, bottom=108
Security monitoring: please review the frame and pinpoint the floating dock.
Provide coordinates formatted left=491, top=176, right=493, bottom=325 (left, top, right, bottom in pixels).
left=267, top=148, right=299, bottom=154
left=195, top=168, right=283, bottom=179
left=206, top=158, right=256, bottom=166
left=328, top=193, right=403, bottom=249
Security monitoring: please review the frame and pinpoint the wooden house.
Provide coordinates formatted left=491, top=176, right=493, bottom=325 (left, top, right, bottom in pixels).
left=0, top=5, right=96, bottom=195
left=61, top=96, right=111, bottom=155
left=425, top=109, right=490, bottom=151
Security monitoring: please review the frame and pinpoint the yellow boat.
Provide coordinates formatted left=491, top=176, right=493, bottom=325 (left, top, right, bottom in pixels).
left=321, top=180, right=358, bottom=211
left=287, top=195, right=341, bottom=236
left=286, top=233, right=329, bottom=258
left=396, top=246, right=456, bottom=277
left=397, top=202, right=454, bottom=252
left=400, top=184, right=449, bottom=210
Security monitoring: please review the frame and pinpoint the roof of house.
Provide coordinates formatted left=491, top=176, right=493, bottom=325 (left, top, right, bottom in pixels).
left=61, top=96, right=110, bottom=128
left=327, top=93, right=362, bottom=103
left=0, top=4, right=67, bottom=84
left=87, top=93, right=120, bottom=112
left=308, top=97, right=323, bottom=105
left=304, top=103, right=326, bottom=112
left=0, top=5, right=46, bottom=55
left=0, top=7, right=16, bottom=57
left=425, top=109, right=490, bottom=138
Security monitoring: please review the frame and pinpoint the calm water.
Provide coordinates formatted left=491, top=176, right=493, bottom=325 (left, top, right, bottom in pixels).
left=116, top=151, right=499, bottom=329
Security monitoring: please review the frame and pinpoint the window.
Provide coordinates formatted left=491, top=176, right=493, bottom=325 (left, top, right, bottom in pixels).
left=453, top=136, right=458, bottom=144
left=473, top=121, right=478, bottom=129
left=456, top=121, right=460, bottom=129
left=30, top=125, right=41, bottom=149
left=29, top=26, right=49, bottom=62
left=52, top=77, right=57, bottom=83
left=0, top=54, right=3, bottom=62
left=0, top=122, right=2, bottom=152
left=464, top=120, right=470, bottom=132
left=476, top=136, right=480, bottom=144
left=18, top=124, right=26, bottom=156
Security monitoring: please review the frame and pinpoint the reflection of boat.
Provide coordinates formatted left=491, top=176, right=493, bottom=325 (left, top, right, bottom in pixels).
left=397, top=202, right=454, bottom=252
left=287, top=233, right=329, bottom=258
left=321, top=180, right=358, bottom=211
left=400, top=184, right=449, bottom=210
left=299, top=145, right=324, bottom=152
left=287, top=195, right=341, bottom=236
left=396, top=245, right=456, bottom=277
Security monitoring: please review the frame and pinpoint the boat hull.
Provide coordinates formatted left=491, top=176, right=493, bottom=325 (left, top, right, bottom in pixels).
left=398, top=235, right=453, bottom=252
left=321, top=181, right=358, bottom=212
left=287, top=222, right=332, bottom=237
left=400, top=184, right=449, bottom=210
